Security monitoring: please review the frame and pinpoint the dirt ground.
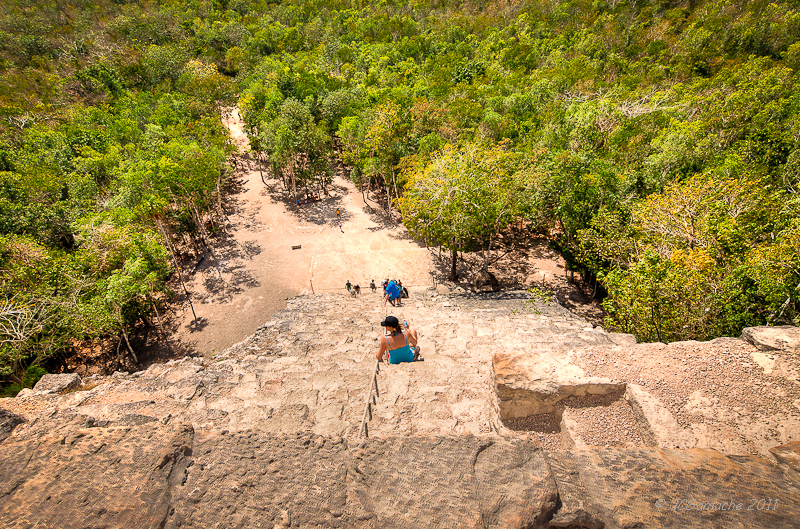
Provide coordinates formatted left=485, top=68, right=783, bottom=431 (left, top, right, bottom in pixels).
left=142, top=110, right=434, bottom=360
left=132, top=109, right=603, bottom=364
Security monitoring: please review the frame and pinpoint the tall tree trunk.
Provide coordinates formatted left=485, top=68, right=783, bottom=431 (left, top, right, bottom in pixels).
left=116, top=310, right=138, bottom=364
left=152, top=302, right=166, bottom=337
left=115, top=335, right=123, bottom=371
left=216, top=169, right=224, bottom=220
left=483, top=235, right=493, bottom=270
left=279, top=164, right=288, bottom=190
left=390, top=165, right=399, bottom=221
left=10, top=357, right=22, bottom=386
left=190, top=202, right=224, bottom=281
left=450, top=247, right=458, bottom=282
left=361, top=182, right=373, bottom=211
left=385, top=177, right=391, bottom=214
left=258, top=151, right=267, bottom=186
left=156, top=219, right=196, bottom=321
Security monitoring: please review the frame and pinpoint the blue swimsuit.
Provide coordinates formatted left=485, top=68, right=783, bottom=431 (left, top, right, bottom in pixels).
left=385, top=332, right=415, bottom=364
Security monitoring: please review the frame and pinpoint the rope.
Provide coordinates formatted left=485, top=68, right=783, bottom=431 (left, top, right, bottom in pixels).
left=358, top=358, right=380, bottom=439
left=358, top=295, right=389, bottom=438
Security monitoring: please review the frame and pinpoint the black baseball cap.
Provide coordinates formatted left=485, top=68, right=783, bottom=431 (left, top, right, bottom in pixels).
left=380, top=316, right=399, bottom=327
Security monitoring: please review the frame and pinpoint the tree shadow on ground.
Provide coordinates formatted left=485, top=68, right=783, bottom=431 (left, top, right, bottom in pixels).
left=186, top=317, right=210, bottom=333
left=425, top=231, right=606, bottom=326
left=213, top=166, right=269, bottom=263
left=130, top=292, right=208, bottom=369
left=249, top=165, right=404, bottom=233
left=238, top=240, right=263, bottom=259
left=354, top=189, right=434, bottom=247
left=219, top=167, right=250, bottom=218
left=229, top=268, right=260, bottom=289
left=362, top=204, right=398, bottom=231
left=255, top=174, right=348, bottom=226
left=176, top=240, right=262, bottom=304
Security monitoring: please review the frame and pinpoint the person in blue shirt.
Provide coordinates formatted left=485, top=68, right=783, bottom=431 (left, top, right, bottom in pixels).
left=383, top=279, right=401, bottom=307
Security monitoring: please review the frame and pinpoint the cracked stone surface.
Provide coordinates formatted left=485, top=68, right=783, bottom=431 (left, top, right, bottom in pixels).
left=1, top=291, right=800, bottom=527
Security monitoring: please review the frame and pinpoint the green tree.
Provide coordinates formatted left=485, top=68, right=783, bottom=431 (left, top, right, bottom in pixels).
left=364, top=100, right=411, bottom=214
left=398, top=143, right=526, bottom=281
left=602, top=249, right=720, bottom=343
left=261, top=98, right=331, bottom=198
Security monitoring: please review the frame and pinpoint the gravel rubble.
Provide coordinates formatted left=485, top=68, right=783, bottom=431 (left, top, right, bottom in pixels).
left=574, top=339, right=800, bottom=455
left=502, top=390, right=645, bottom=450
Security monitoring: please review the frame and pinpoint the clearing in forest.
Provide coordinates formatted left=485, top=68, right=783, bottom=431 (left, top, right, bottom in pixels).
left=148, top=109, right=597, bottom=360
left=156, top=110, right=434, bottom=358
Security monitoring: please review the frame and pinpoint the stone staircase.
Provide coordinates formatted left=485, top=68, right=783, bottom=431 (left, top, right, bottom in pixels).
left=3, top=290, right=800, bottom=529
left=214, top=288, right=624, bottom=440
left=24, top=289, right=624, bottom=444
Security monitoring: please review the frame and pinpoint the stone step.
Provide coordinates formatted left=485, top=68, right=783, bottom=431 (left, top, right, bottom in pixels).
left=53, top=289, right=616, bottom=441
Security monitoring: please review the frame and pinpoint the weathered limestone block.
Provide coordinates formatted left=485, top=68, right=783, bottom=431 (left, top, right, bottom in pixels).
left=770, top=441, right=800, bottom=474
left=2, top=294, right=798, bottom=528
left=168, top=434, right=557, bottom=529
left=742, top=326, right=800, bottom=353
left=3, top=418, right=800, bottom=529
left=33, top=373, right=81, bottom=393
left=608, top=332, right=637, bottom=346
left=493, top=352, right=623, bottom=418
left=545, top=451, right=606, bottom=529
left=567, top=447, right=800, bottom=529
left=0, top=416, right=559, bottom=529
left=0, top=420, right=194, bottom=529
left=624, top=384, right=694, bottom=449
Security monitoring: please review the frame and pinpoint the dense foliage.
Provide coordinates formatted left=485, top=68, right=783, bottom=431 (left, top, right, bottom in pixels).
left=2, top=0, right=799, bottom=389
left=234, top=0, right=800, bottom=342
left=0, top=0, right=235, bottom=388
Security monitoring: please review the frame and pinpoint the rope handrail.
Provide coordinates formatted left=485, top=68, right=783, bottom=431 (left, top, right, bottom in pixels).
left=358, top=358, right=380, bottom=438
left=357, top=301, right=388, bottom=438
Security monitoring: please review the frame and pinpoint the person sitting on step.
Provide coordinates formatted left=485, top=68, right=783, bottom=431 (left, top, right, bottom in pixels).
left=397, top=280, right=408, bottom=298
left=375, top=316, right=421, bottom=364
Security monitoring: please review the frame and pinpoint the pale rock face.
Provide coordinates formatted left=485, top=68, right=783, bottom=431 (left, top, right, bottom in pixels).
left=770, top=440, right=800, bottom=474
left=1, top=291, right=799, bottom=528
left=742, top=325, right=800, bottom=353
left=32, top=373, right=82, bottom=393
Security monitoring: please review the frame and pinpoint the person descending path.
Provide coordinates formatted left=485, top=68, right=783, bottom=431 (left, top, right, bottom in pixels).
left=370, top=279, right=377, bottom=293
left=383, top=279, right=402, bottom=307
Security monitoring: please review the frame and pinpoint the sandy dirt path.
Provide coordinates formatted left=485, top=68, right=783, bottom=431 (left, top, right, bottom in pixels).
left=162, top=110, right=434, bottom=357
left=148, top=109, right=603, bottom=362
